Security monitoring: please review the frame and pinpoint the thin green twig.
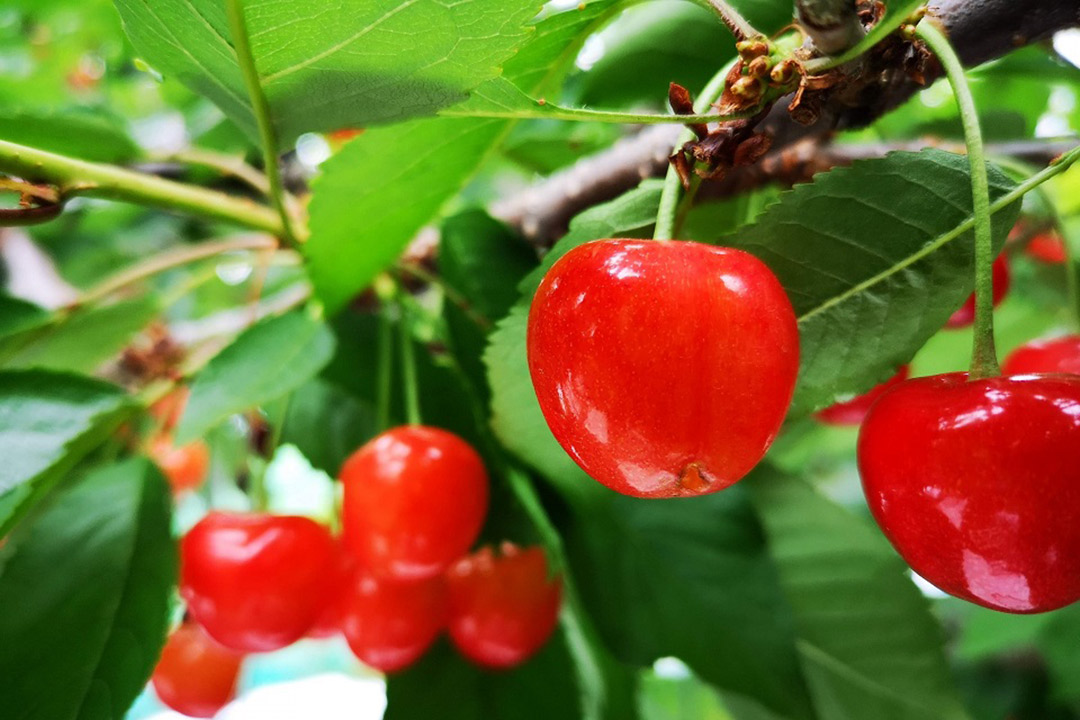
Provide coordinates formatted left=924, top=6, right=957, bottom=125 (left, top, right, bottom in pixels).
left=398, top=295, right=421, bottom=426
left=917, top=20, right=999, bottom=378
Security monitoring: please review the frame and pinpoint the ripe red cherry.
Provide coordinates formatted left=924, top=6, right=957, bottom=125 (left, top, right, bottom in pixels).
left=945, top=257, right=1010, bottom=329
left=446, top=544, right=562, bottom=669
left=527, top=239, right=799, bottom=498
left=1003, top=335, right=1080, bottom=375
left=340, top=426, right=488, bottom=580
left=152, top=623, right=243, bottom=718
left=1025, top=232, right=1067, bottom=264
left=858, top=373, right=1080, bottom=613
left=181, top=512, right=337, bottom=651
left=340, top=570, right=447, bottom=672
left=815, top=365, right=910, bottom=426
left=149, top=435, right=210, bottom=494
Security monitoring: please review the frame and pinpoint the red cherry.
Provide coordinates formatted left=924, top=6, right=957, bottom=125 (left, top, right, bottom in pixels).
left=858, top=373, right=1080, bottom=613
left=149, top=435, right=210, bottom=494
left=340, top=426, right=488, bottom=580
left=1003, top=335, right=1080, bottom=375
left=307, top=542, right=354, bottom=640
left=527, top=239, right=799, bottom=498
left=446, top=544, right=562, bottom=669
left=815, top=365, right=910, bottom=426
left=340, top=570, right=447, bottom=672
left=152, top=623, right=243, bottom=718
left=181, top=512, right=338, bottom=652
left=1025, top=232, right=1068, bottom=264
left=945, top=257, right=1010, bottom=329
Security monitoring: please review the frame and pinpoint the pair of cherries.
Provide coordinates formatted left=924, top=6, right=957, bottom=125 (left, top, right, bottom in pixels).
left=528, top=238, right=1080, bottom=614
left=157, top=426, right=561, bottom=716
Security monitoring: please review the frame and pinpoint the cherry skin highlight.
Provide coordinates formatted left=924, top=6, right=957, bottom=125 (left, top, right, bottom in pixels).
left=858, top=373, right=1080, bottom=613
left=815, top=365, right=910, bottom=426
left=151, top=623, right=243, bottom=719
left=1003, top=335, right=1080, bottom=376
left=180, top=512, right=338, bottom=652
left=340, top=426, right=488, bottom=580
left=340, top=569, right=447, bottom=673
left=446, top=544, right=562, bottom=669
left=945, top=256, right=1010, bottom=329
left=527, top=239, right=799, bottom=498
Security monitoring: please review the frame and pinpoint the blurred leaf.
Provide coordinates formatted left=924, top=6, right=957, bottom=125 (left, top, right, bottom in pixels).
left=951, top=603, right=1052, bottom=662
left=640, top=670, right=733, bottom=720
left=0, top=296, right=160, bottom=374
left=0, top=458, right=175, bottom=720
left=279, top=378, right=375, bottom=476
left=0, top=108, right=139, bottom=162
left=749, top=470, right=969, bottom=720
left=721, top=150, right=1019, bottom=414
left=112, top=0, right=539, bottom=143
left=502, top=120, right=623, bottom=173
left=0, top=294, right=50, bottom=339
left=566, top=487, right=814, bottom=720
left=1038, top=604, right=1080, bottom=704
left=0, top=370, right=131, bottom=534
left=176, top=308, right=336, bottom=442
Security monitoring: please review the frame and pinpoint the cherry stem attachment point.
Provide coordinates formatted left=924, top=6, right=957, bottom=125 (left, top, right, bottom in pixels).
left=917, top=20, right=1000, bottom=379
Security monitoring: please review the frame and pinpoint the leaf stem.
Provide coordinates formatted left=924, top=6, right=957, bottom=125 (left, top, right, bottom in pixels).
left=654, top=59, right=737, bottom=240
left=440, top=102, right=756, bottom=125
left=0, top=139, right=286, bottom=235
left=375, top=282, right=394, bottom=433
left=165, top=148, right=273, bottom=197
left=398, top=293, right=422, bottom=426
left=225, top=0, right=300, bottom=246
left=917, top=20, right=999, bottom=379
left=687, top=0, right=760, bottom=40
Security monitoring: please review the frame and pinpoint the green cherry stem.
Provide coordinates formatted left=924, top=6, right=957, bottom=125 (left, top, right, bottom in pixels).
left=654, top=57, right=738, bottom=241
left=688, top=0, right=760, bottom=40
left=917, top=20, right=1000, bottom=379
left=397, top=292, right=422, bottom=427
left=374, top=275, right=395, bottom=433
left=225, top=0, right=301, bottom=246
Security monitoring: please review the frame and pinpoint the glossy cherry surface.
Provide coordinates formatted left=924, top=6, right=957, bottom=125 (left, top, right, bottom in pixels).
left=858, top=373, right=1080, bottom=612
left=181, top=512, right=337, bottom=652
left=149, top=435, right=210, bottom=494
left=152, top=623, right=243, bottom=718
left=815, top=365, right=910, bottom=426
left=1003, top=335, right=1080, bottom=376
left=340, top=570, right=446, bottom=673
left=306, top=541, right=354, bottom=639
left=446, top=544, right=562, bottom=669
left=340, top=426, right=488, bottom=580
left=1025, top=232, right=1067, bottom=264
left=945, top=257, right=1010, bottom=329
left=527, top=239, right=799, bottom=498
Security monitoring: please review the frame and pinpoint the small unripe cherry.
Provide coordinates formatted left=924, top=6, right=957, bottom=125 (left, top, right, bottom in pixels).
left=815, top=366, right=910, bottom=426
left=945, top=256, right=1010, bottom=329
left=148, top=434, right=210, bottom=494
left=152, top=623, right=243, bottom=719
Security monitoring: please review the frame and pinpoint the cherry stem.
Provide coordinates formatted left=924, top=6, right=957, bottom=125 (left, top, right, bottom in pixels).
left=654, top=57, right=738, bottom=240
left=397, top=291, right=422, bottom=427
left=374, top=276, right=395, bottom=433
left=690, top=0, right=760, bottom=40
left=917, top=21, right=1000, bottom=379
left=225, top=0, right=300, bottom=247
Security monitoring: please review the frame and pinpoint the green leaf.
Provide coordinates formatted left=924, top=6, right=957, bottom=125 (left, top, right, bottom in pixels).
left=112, top=0, right=539, bottom=143
left=0, top=294, right=50, bottom=339
left=0, top=108, right=140, bottom=163
left=280, top=378, right=375, bottom=476
left=1037, top=604, right=1080, bottom=704
left=0, top=458, right=176, bottom=720
left=0, top=296, right=161, bottom=374
left=749, top=469, right=969, bottom=720
left=0, top=370, right=132, bottom=533
left=305, top=0, right=624, bottom=312
left=566, top=487, right=813, bottom=720
left=722, top=149, right=1019, bottom=414
left=176, top=308, right=336, bottom=443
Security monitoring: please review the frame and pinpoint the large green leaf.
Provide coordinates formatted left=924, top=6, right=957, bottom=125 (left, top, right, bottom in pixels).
left=566, top=487, right=813, bottom=720
left=112, top=0, right=539, bottom=143
left=175, top=308, right=336, bottom=442
left=0, top=459, right=175, bottom=720
left=305, top=0, right=623, bottom=312
left=720, top=150, right=1019, bottom=414
left=0, top=296, right=160, bottom=374
left=0, top=108, right=139, bottom=163
left=0, top=370, right=132, bottom=534
left=749, top=470, right=969, bottom=720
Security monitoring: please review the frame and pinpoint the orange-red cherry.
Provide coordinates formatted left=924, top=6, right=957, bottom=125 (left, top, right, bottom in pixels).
left=815, top=366, right=910, bottom=426
left=858, top=373, right=1080, bottom=612
left=149, top=435, right=210, bottom=494
left=446, top=544, right=562, bottom=669
left=1025, top=232, right=1067, bottom=264
left=340, top=570, right=447, bottom=673
left=945, top=256, right=1010, bottom=329
left=527, top=239, right=799, bottom=498
left=1003, top=335, right=1080, bottom=375
left=340, top=426, right=488, bottom=580
left=151, top=623, right=243, bottom=718
left=181, top=512, right=337, bottom=652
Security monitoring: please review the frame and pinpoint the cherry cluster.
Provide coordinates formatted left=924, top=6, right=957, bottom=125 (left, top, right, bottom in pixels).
left=527, top=231, right=1080, bottom=617
left=150, top=425, right=561, bottom=718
